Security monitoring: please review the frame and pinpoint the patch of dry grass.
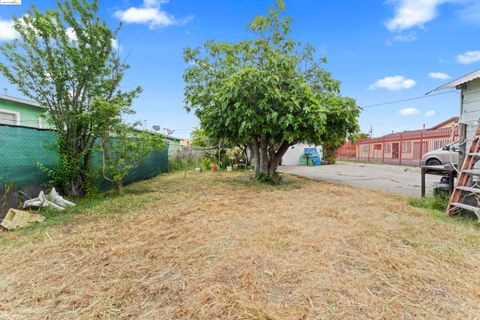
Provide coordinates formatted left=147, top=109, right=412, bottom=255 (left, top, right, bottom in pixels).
left=0, top=172, right=479, bottom=319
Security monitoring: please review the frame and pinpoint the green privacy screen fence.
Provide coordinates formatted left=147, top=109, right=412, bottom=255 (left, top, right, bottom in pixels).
left=0, top=124, right=169, bottom=190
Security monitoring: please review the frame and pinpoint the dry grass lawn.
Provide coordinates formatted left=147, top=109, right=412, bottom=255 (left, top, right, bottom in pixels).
left=0, top=172, right=479, bottom=319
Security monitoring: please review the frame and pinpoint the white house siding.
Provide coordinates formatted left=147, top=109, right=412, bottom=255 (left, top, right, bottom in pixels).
left=282, top=144, right=323, bottom=166
left=462, top=78, right=480, bottom=152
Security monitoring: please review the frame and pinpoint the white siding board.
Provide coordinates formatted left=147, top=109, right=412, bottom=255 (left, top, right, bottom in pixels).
left=461, top=79, right=480, bottom=151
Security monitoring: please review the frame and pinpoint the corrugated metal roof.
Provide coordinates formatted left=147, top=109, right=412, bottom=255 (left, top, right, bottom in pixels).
left=0, top=94, right=43, bottom=108
left=427, top=69, right=480, bottom=94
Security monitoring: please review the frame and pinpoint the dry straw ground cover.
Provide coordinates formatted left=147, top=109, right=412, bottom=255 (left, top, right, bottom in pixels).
left=0, top=172, right=479, bottom=319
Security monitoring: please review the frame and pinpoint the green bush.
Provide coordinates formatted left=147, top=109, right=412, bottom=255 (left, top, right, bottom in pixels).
left=255, top=172, right=283, bottom=184
left=169, top=154, right=215, bottom=172
left=220, top=156, right=231, bottom=169
left=408, top=195, right=450, bottom=212
left=168, top=156, right=184, bottom=172
left=201, top=157, right=213, bottom=171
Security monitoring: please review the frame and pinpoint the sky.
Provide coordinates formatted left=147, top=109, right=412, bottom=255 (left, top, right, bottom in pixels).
left=0, top=0, right=480, bottom=138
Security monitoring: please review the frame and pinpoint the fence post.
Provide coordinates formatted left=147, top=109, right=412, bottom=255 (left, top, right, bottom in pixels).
left=419, top=125, right=424, bottom=166
left=368, top=141, right=371, bottom=163
left=382, top=136, right=385, bottom=164
left=399, top=132, right=403, bottom=165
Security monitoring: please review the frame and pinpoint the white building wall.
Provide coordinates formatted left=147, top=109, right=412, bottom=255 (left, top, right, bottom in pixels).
left=462, top=78, right=480, bottom=152
left=282, top=144, right=323, bottom=166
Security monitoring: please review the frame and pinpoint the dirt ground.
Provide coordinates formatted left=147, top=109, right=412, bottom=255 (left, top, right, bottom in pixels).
left=0, top=172, right=479, bottom=319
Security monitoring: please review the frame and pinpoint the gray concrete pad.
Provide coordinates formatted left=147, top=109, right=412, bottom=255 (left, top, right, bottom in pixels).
left=279, top=162, right=443, bottom=197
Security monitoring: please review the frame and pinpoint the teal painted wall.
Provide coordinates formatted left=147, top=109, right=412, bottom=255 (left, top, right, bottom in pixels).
left=0, top=98, right=46, bottom=128
left=167, top=139, right=181, bottom=156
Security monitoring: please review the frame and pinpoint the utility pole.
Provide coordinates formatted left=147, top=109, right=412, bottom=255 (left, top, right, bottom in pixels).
left=369, top=125, right=373, bottom=138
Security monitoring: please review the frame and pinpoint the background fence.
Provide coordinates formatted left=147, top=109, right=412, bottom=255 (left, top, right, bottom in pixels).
left=168, top=143, right=219, bottom=171
left=0, top=124, right=170, bottom=218
left=336, top=126, right=458, bottom=166
left=0, top=124, right=169, bottom=190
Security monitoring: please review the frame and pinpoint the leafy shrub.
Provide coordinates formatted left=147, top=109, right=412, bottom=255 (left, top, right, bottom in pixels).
left=408, top=195, right=449, bottom=212
left=256, top=172, right=283, bottom=184
left=201, top=157, right=213, bottom=171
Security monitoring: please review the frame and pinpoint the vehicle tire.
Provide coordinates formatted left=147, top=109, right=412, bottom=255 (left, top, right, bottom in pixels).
left=427, top=158, right=442, bottom=166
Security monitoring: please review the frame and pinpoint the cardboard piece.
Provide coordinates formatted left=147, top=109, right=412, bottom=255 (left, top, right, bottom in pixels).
left=1, top=209, right=45, bottom=230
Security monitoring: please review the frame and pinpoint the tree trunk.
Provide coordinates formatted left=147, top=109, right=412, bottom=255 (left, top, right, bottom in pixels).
left=251, top=137, right=291, bottom=182
left=259, top=135, right=269, bottom=174
left=267, top=141, right=290, bottom=178
left=72, top=176, right=84, bottom=197
left=323, top=145, right=337, bottom=164
left=252, top=139, right=260, bottom=177
left=56, top=135, right=92, bottom=197
left=116, top=180, right=124, bottom=195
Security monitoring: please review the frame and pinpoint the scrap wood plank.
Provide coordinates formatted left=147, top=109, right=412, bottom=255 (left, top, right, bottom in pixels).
left=1, top=209, right=45, bottom=230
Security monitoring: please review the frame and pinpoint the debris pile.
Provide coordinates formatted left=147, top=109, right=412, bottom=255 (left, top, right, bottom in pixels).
left=23, top=188, right=75, bottom=211
left=1, top=188, right=75, bottom=230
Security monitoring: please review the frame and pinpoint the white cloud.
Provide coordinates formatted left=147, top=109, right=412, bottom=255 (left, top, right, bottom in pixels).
left=457, top=50, right=480, bottom=64
left=428, top=72, right=450, bottom=80
left=386, top=0, right=447, bottom=32
left=386, top=0, right=480, bottom=32
left=0, top=18, right=18, bottom=41
left=115, top=0, right=191, bottom=29
left=425, top=110, right=437, bottom=116
left=386, top=33, right=417, bottom=45
left=399, top=107, right=420, bottom=116
left=369, top=75, right=416, bottom=90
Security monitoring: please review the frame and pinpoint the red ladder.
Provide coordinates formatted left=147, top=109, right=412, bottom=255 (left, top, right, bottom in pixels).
left=447, top=121, right=480, bottom=220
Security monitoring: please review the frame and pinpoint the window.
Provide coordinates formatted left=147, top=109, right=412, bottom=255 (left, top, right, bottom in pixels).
left=373, top=144, right=382, bottom=150
left=0, top=110, right=18, bottom=125
left=402, top=141, right=411, bottom=153
left=360, top=144, right=369, bottom=153
left=385, top=143, right=391, bottom=153
left=433, top=140, right=447, bottom=150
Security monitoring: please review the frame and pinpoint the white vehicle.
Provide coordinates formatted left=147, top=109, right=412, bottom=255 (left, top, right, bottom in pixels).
left=421, top=141, right=459, bottom=167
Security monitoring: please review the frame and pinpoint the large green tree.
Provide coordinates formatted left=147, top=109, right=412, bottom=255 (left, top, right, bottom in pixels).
left=0, top=0, right=140, bottom=196
left=183, top=1, right=360, bottom=181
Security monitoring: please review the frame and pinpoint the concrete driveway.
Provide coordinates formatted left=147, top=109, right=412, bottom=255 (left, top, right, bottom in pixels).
left=279, top=162, right=442, bottom=197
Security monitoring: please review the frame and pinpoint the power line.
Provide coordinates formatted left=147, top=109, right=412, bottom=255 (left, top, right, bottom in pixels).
left=362, top=90, right=458, bottom=109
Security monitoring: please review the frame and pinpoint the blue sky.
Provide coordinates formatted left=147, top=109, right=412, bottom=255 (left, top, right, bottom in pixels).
left=1, top=0, right=480, bottom=138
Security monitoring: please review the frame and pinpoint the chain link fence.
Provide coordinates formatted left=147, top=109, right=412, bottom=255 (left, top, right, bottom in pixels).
left=0, top=124, right=169, bottom=217
left=0, top=124, right=58, bottom=187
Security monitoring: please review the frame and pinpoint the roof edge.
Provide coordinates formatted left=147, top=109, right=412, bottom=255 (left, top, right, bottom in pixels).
left=0, top=94, right=43, bottom=109
left=428, top=116, right=459, bottom=130
left=426, top=69, right=480, bottom=95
